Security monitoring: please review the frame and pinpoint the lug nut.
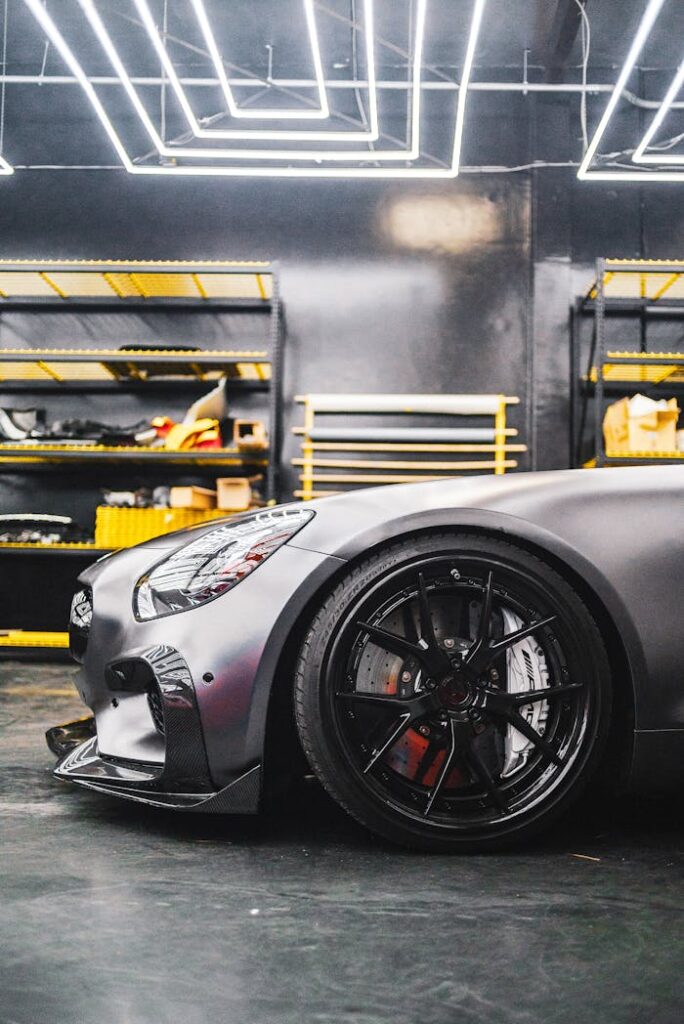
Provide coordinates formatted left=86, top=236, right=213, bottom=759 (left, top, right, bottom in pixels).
left=401, top=670, right=412, bottom=683
left=418, top=724, right=430, bottom=737
left=490, top=669, right=499, bottom=681
left=444, top=638, right=455, bottom=649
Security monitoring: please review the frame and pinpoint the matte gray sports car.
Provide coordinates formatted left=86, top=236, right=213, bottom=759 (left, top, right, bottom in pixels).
left=48, top=465, right=684, bottom=850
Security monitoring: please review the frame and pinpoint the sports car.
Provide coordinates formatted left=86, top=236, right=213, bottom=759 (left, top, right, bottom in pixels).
left=48, top=465, right=684, bottom=851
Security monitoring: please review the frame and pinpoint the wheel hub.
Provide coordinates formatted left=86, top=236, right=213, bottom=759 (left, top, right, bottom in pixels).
left=437, top=673, right=473, bottom=710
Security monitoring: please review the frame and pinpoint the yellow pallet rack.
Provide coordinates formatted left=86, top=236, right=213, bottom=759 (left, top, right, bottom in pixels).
left=573, top=259, right=684, bottom=467
left=0, top=259, right=285, bottom=656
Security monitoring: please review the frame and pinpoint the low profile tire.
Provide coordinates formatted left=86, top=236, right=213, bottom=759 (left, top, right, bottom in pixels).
left=295, top=532, right=612, bottom=852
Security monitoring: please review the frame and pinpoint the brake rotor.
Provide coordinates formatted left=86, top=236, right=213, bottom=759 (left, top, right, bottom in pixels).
left=354, top=588, right=551, bottom=789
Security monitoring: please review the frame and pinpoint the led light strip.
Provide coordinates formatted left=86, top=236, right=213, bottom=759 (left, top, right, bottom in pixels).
left=577, top=0, right=684, bottom=180
left=22, top=0, right=484, bottom=177
left=0, top=156, right=13, bottom=175
left=78, top=0, right=412, bottom=161
left=131, top=0, right=378, bottom=142
left=633, top=54, right=684, bottom=163
left=189, top=0, right=328, bottom=119
left=450, top=0, right=485, bottom=175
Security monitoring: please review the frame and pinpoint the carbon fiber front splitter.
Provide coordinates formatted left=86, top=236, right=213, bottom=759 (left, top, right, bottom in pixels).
left=53, top=735, right=261, bottom=813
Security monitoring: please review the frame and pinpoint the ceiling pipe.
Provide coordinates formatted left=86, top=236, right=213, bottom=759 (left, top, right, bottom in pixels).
left=0, top=75, right=679, bottom=109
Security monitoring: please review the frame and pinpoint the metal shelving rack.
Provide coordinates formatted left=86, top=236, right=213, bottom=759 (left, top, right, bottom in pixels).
left=0, top=259, right=285, bottom=655
left=293, top=393, right=525, bottom=499
left=571, top=258, right=684, bottom=468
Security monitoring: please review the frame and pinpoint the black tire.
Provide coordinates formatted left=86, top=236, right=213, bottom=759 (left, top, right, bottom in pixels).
left=295, top=532, right=612, bottom=852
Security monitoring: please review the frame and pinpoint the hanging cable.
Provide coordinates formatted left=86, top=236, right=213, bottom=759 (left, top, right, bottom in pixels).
left=0, top=0, right=7, bottom=157
left=160, top=0, right=168, bottom=142
left=574, top=0, right=591, bottom=151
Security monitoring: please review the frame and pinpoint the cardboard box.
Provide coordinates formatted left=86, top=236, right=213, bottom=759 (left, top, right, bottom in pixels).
left=233, top=419, right=268, bottom=451
left=169, top=485, right=217, bottom=510
left=216, top=477, right=252, bottom=512
left=603, top=394, right=680, bottom=453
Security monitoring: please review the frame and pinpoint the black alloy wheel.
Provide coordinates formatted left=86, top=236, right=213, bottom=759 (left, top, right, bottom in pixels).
left=295, top=532, right=612, bottom=851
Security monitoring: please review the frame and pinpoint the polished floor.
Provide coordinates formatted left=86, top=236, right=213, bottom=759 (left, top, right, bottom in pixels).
left=0, top=660, right=682, bottom=1024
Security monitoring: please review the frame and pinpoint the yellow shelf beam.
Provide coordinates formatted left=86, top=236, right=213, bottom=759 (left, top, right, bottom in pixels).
left=298, top=441, right=527, bottom=454
left=299, top=465, right=518, bottom=485
left=605, top=450, right=684, bottom=460
left=0, top=541, right=99, bottom=551
left=0, top=260, right=274, bottom=303
left=293, top=457, right=520, bottom=472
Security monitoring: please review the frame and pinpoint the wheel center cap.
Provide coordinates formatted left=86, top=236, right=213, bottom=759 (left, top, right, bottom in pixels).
left=439, top=674, right=473, bottom=709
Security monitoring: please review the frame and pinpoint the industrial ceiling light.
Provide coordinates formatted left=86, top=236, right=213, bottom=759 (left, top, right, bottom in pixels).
left=22, top=0, right=484, bottom=177
left=577, top=0, right=684, bottom=180
left=188, top=0, right=328, bottom=119
left=0, top=156, right=13, bottom=175
left=632, top=56, right=684, bottom=163
left=450, top=0, right=485, bottom=174
left=78, top=0, right=422, bottom=162
left=130, top=0, right=379, bottom=142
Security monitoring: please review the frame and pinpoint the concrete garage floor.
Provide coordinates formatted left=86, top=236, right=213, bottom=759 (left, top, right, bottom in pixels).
left=0, top=662, right=682, bottom=1024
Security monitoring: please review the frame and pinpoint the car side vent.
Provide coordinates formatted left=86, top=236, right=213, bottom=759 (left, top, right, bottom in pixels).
left=147, top=684, right=165, bottom=737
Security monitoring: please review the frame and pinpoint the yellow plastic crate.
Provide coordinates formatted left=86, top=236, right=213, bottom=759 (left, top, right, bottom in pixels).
left=94, top=506, right=229, bottom=548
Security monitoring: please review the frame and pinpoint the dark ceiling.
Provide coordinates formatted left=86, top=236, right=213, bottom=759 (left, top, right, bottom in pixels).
left=5, top=1, right=684, bottom=79
left=2, top=1, right=684, bottom=172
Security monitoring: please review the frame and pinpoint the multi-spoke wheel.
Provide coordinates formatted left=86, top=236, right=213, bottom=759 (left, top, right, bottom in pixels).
left=295, top=532, right=612, bottom=851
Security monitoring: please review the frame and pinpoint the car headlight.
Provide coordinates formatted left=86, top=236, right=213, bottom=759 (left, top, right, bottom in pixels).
left=133, top=507, right=314, bottom=621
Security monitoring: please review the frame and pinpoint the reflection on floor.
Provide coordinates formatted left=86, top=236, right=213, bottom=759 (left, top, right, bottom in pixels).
left=1, top=660, right=682, bottom=1024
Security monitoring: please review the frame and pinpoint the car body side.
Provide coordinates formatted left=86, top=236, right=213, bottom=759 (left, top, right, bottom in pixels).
left=69, top=465, right=684, bottom=810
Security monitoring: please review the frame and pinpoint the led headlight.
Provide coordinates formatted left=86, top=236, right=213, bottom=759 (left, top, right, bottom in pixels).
left=134, top=508, right=314, bottom=621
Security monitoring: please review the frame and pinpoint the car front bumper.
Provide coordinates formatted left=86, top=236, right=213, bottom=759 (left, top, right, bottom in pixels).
left=48, top=533, right=342, bottom=813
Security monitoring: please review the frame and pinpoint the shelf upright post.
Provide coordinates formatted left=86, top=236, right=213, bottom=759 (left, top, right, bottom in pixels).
left=569, top=301, right=578, bottom=467
left=494, top=397, right=507, bottom=475
left=266, top=263, right=283, bottom=504
left=639, top=267, right=648, bottom=355
left=300, top=397, right=315, bottom=500
left=575, top=296, right=596, bottom=468
left=594, top=258, right=606, bottom=468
